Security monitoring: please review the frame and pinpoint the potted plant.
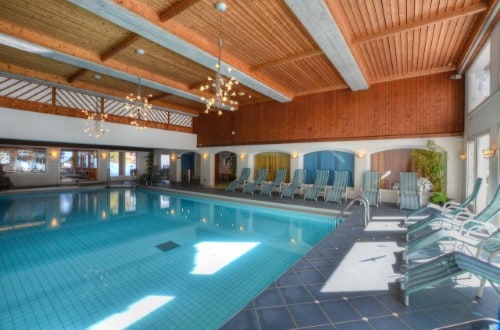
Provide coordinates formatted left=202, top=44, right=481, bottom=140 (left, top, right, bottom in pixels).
left=412, top=140, right=448, bottom=204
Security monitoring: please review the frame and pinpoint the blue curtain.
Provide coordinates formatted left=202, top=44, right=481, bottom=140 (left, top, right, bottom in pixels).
left=304, top=151, right=354, bottom=186
left=181, top=153, right=194, bottom=174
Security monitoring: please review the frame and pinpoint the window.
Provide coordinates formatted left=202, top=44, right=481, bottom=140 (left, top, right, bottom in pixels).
left=109, top=151, right=136, bottom=177
left=0, top=146, right=46, bottom=173
left=467, top=41, right=490, bottom=112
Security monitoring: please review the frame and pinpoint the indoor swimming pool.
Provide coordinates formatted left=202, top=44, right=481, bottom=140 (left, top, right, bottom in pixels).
left=0, top=187, right=341, bottom=329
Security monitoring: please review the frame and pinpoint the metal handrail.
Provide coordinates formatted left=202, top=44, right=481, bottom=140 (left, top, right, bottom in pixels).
left=340, top=196, right=370, bottom=226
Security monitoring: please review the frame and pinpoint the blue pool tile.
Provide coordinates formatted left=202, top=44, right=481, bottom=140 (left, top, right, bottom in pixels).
left=221, top=309, right=259, bottom=330
left=256, top=306, right=296, bottom=329
left=309, top=258, right=335, bottom=269
left=372, top=292, right=419, bottom=313
left=307, top=283, right=343, bottom=301
left=348, top=296, right=391, bottom=318
left=334, top=319, right=373, bottom=330
left=320, top=299, right=363, bottom=323
left=276, top=271, right=303, bottom=287
left=280, top=285, right=315, bottom=304
left=297, top=270, right=326, bottom=285
left=289, top=303, right=330, bottom=328
left=368, top=315, right=411, bottom=329
left=293, top=258, right=315, bottom=271
left=254, top=287, right=285, bottom=308
left=398, top=311, right=442, bottom=329
left=426, top=305, right=480, bottom=326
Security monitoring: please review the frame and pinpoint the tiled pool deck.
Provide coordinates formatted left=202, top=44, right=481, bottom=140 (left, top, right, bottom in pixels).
left=159, top=182, right=499, bottom=330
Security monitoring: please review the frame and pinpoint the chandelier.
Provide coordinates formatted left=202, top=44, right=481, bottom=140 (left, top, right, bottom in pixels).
left=83, top=96, right=108, bottom=138
left=200, top=2, right=247, bottom=115
left=126, top=76, right=152, bottom=129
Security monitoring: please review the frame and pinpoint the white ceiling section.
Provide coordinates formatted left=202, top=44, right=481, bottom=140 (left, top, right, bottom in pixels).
left=67, top=0, right=293, bottom=103
left=285, top=0, right=369, bottom=91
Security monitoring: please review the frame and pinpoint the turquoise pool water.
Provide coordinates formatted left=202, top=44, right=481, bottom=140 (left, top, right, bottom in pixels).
left=0, top=188, right=340, bottom=329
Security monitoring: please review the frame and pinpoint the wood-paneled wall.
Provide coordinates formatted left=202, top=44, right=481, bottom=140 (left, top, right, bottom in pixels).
left=194, top=72, right=464, bottom=147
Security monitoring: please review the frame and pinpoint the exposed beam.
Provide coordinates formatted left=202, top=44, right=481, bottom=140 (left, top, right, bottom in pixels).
left=252, top=49, right=323, bottom=71
left=159, top=0, right=202, bottom=22
left=68, top=0, right=293, bottom=103
left=353, top=2, right=489, bottom=45
left=67, top=68, right=88, bottom=83
left=100, top=33, right=139, bottom=61
left=285, top=0, right=368, bottom=91
left=0, top=25, right=203, bottom=103
left=149, top=92, right=171, bottom=101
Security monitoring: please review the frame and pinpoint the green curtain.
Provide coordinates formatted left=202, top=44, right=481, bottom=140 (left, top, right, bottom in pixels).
left=254, top=152, right=290, bottom=182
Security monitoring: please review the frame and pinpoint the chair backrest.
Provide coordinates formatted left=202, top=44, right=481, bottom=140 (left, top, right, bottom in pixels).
left=476, top=184, right=500, bottom=222
left=290, top=169, right=306, bottom=187
left=254, top=168, right=268, bottom=182
left=238, top=168, right=251, bottom=183
left=362, top=171, right=380, bottom=192
left=313, top=170, right=330, bottom=187
left=333, top=170, right=349, bottom=188
left=400, top=172, right=418, bottom=193
left=273, top=168, right=287, bottom=184
left=460, top=177, right=483, bottom=208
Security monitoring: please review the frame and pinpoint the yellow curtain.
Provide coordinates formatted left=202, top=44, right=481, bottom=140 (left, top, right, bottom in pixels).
left=254, top=152, right=290, bottom=182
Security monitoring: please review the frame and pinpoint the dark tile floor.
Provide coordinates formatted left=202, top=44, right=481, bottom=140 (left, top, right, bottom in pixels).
left=121, top=182, right=500, bottom=329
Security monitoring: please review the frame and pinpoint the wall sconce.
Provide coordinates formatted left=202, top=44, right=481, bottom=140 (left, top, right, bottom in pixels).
left=171, top=154, right=177, bottom=161
left=482, top=144, right=497, bottom=158
left=50, top=149, right=59, bottom=158
left=202, top=153, right=208, bottom=160
left=458, top=153, right=467, bottom=160
left=355, top=151, right=367, bottom=159
left=239, top=153, right=246, bottom=160
left=291, top=152, right=299, bottom=159
left=100, top=152, right=107, bottom=159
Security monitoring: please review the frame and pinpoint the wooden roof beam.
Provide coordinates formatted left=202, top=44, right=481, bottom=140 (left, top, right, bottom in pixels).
left=353, top=2, right=488, bottom=45
left=252, top=49, right=323, bottom=71
left=67, top=68, right=88, bottom=83
left=100, top=33, right=140, bottom=62
left=149, top=92, right=172, bottom=101
left=159, top=0, right=202, bottom=22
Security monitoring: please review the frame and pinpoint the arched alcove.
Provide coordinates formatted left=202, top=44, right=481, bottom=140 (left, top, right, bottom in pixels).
left=303, top=151, right=354, bottom=186
left=254, top=152, right=291, bottom=182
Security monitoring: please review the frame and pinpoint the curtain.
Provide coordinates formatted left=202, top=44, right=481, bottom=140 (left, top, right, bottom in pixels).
left=254, top=152, right=290, bottom=182
left=304, top=151, right=354, bottom=186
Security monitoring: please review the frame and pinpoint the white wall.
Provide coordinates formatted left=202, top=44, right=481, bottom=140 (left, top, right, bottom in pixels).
left=198, top=136, right=465, bottom=203
left=0, top=107, right=197, bottom=150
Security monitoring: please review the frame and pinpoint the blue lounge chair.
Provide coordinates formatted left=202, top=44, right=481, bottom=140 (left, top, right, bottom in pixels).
left=399, top=172, right=420, bottom=210
left=403, top=251, right=500, bottom=306
left=404, top=223, right=499, bottom=263
left=243, top=168, right=268, bottom=194
left=406, top=184, right=500, bottom=240
left=304, top=170, right=330, bottom=201
left=325, top=170, right=349, bottom=203
left=403, top=178, right=483, bottom=225
left=225, top=168, right=250, bottom=192
left=361, top=171, right=381, bottom=207
left=281, top=169, right=306, bottom=199
left=260, top=168, right=287, bottom=196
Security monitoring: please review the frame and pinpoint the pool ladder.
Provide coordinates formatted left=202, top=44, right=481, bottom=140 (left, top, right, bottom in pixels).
left=339, top=196, right=370, bottom=226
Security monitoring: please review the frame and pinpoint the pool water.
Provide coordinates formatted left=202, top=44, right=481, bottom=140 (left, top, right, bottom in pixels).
left=0, top=188, right=340, bottom=329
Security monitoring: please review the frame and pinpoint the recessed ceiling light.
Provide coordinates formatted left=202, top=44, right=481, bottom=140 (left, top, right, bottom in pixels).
left=135, top=48, right=145, bottom=56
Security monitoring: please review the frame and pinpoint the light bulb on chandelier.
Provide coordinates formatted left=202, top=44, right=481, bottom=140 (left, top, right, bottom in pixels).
left=126, top=76, right=152, bottom=129
left=83, top=96, right=108, bottom=138
left=200, top=2, right=250, bottom=116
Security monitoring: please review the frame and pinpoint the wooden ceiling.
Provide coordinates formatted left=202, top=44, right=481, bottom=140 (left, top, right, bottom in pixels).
left=0, top=0, right=497, bottom=116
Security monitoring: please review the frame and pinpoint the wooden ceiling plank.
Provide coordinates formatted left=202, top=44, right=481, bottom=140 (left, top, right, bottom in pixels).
left=100, top=33, right=140, bottom=62
left=159, top=0, right=202, bottom=22
left=67, top=68, right=88, bottom=83
left=251, top=49, right=323, bottom=71
left=353, top=1, right=488, bottom=44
